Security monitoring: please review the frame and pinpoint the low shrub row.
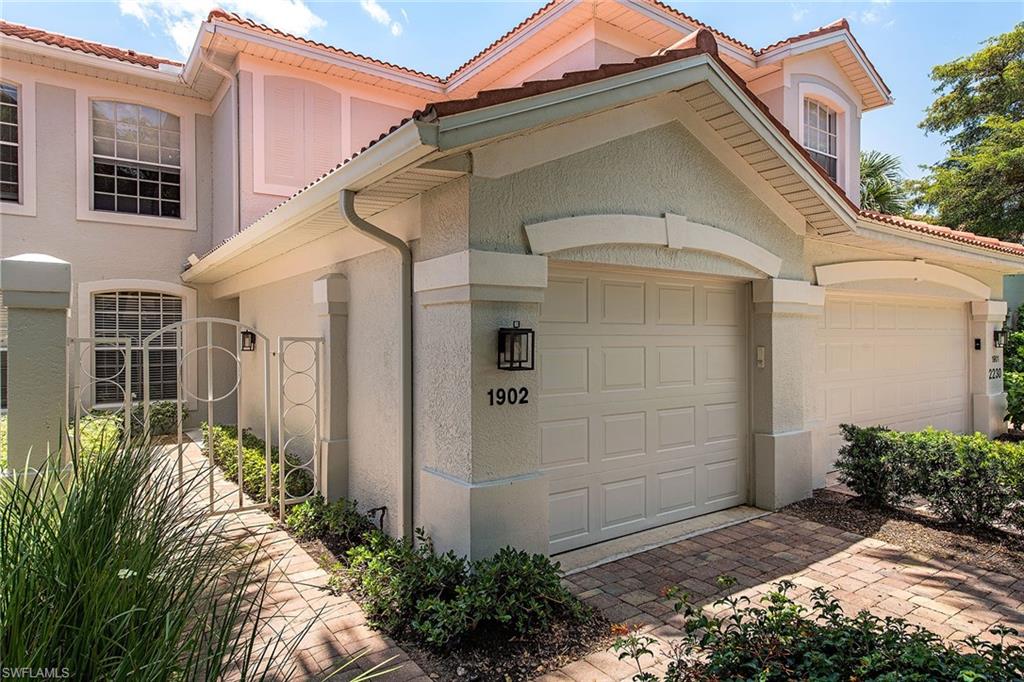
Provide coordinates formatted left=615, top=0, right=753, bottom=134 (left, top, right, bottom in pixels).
left=614, top=577, right=1023, bottom=681
left=836, top=424, right=1024, bottom=529
left=202, top=423, right=314, bottom=506
left=287, top=495, right=590, bottom=650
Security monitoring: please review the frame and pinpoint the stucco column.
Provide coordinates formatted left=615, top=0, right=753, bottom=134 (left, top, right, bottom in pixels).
left=750, top=279, right=824, bottom=509
left=413, top=249, right=549, bottom=559
left=314, top=274, right=349, bottom=500
left=0, top=253, right=72, bottom=470
left=969, top=299, right=1008, bottom=437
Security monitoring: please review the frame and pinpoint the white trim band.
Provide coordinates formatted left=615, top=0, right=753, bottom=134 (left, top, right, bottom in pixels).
left=525, top=213, right=783, bottom=277
left=414, top=249, right=548, bottom=293
left=815, top=259, right=991, bottom=300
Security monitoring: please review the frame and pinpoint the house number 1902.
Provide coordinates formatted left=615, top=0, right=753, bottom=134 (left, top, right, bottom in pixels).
left=487, top=387, right=529, bottom=405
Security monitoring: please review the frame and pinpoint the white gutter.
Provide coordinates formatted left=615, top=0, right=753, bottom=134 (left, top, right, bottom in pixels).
left=340, top=190, right=414, bottom=539
left=198, top=46, right=240, bottom=234
left=182, top=119, right=438, bottom=283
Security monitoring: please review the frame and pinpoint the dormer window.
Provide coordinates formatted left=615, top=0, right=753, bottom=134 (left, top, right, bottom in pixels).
left=803, top=99, right=838, bottom=182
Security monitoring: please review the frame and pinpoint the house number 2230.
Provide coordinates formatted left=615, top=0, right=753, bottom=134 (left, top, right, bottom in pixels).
left=487, top=387, right=529, bottom=405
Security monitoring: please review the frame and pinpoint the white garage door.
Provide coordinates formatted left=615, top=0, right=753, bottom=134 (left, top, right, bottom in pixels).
left=808, top=293, right=970, bottom=484
left=539, top=266, right=749, bottom=554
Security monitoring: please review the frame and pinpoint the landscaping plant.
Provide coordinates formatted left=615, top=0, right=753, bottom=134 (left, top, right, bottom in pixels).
left=836, top=424, right=1024, bottom=531
left=0, top=432, right=310, bottom=680
left=202, top=423, right=314, bottom=506
left=614, top=577, right=1024, bottom=681
left=286, top=496, right=591, bottom=651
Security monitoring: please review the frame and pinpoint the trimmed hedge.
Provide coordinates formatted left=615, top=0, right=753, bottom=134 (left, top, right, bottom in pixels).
left=614, top=577, right=1023, bottom=681
left=836, top=425, right=1024, bottom=529
left=286, top=495, right=589, bottom=650
left=202, top=424, right=314, bottom=506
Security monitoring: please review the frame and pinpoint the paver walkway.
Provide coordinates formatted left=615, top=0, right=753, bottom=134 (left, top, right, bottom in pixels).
left=163, top=435, right=428, bottom=682
left=543, top=512, right=1024, bottom=681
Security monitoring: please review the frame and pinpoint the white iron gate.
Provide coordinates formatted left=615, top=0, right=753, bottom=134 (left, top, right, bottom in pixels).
left=67, top=336, right=134, bottom=456
left=139, top=318, right=321, bottom=519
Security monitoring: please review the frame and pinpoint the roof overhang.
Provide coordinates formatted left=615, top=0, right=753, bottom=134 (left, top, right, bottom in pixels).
left=757, top=29, right=892, bottom=110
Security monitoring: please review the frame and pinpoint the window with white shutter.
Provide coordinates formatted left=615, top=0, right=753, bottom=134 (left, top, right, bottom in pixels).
left=93, top=291, right=182, bottom=403
left=262, top=76, right=342, bottom=191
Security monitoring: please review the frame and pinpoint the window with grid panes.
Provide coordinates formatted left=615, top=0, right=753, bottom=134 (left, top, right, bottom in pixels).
left=91, top=101, right=181, bottom=218
left=1, top=83, right=19, bottom=203
left=93, top=291, right=182, bottom=403
left=803, top=99, right=839, bottom=182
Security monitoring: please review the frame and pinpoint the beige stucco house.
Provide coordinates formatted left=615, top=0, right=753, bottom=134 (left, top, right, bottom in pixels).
left=3, top=1, right=1023, bottom=560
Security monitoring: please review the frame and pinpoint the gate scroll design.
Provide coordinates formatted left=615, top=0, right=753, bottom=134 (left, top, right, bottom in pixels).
left=277, top=337, right=322, bottom=520
left=67, top=336, right=133, bottom=456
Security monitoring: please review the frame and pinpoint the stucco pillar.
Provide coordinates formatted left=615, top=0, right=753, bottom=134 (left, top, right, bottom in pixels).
left=0, top=253, right=72, bottom=470
left=413, top=249, right=549, bottom=559
left=750, top=279, right=824, bottom=509
left=314, top=273, right=349, bottom=500
left=969, top=299, right=1008, bottom=437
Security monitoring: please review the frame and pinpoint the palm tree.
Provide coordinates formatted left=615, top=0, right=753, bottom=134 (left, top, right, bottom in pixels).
left=860, top=150, right=910, bottom=215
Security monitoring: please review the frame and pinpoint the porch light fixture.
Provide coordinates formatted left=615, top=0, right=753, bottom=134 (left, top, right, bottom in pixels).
left=994, top=327, right=1008, bottom=349
left=240, top=330, right=257, bottom=352
left=497, top=322, right=535, bottom=371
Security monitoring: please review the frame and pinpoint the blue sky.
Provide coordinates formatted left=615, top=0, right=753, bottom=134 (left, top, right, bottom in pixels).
left=2, top=1, right=1020, bottom=179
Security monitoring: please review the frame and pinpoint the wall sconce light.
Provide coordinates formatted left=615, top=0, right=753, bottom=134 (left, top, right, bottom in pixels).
left=497, top=321, right=535, bottom=371
left=994, top=327, right=1008, bottom=349
left=240, top=330, right=257, bottom=352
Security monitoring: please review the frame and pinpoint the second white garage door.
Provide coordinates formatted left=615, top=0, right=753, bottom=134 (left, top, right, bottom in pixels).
left=808, top=292, right=970, bottom=485
left=539, top=265, right=749, bottom=554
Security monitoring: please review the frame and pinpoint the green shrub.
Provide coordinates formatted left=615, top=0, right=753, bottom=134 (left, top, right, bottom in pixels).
left=615, top=578, right=1023, bottom=682
left=314, top=511, right=589, bottom=650
left=202, top=423, right=314, bottom=506
left=1005, top=371, right=1024, bottom=428
left=838, top=425, right=1023, bottom=530
left=0, top=415, right=6, bottom=470
left=131, top=400, right=189, bottom=436
left=287, top=494, right=376, bottom=551
left=834, top=424, right=912, bottom=507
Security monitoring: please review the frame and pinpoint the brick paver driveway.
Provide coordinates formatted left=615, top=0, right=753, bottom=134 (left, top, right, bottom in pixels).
left=542, top=512, right=1024, bottom=681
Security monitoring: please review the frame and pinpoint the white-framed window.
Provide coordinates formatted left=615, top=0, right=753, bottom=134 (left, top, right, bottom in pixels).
left=803, top=99, right=839, bottom=182
left=1, top=82, right=20, bottom=204
left=93, top=290, right=183, bottom=403
left=91, top=101, right=181, bottom=219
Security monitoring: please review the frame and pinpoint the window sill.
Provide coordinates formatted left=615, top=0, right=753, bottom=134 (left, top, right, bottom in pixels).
left=1, top=200, right=36, bottom=217
left=76, top=208, right=196, bottom=231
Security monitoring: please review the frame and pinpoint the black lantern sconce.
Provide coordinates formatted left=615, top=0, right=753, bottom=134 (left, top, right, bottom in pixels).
left=240, top=330, right=257, bottom=352
left=497, top=321, right=535, bottom=371
left=994, top=327, right=1008, bottom=349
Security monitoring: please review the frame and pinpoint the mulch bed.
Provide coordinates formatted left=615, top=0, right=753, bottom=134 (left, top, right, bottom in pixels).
left=784, top=489, right=1024, bottom=576
left=298, top=536, right=613, bottom=682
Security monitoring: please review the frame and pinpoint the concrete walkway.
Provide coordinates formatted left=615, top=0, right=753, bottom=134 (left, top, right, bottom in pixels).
left=165, top=435, right=428, bottom=682
left=540, top=512, right=1024, bottom=681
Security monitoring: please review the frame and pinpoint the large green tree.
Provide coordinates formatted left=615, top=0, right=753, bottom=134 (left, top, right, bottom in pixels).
left=860, top=150, right=909, bottom=215
left=914, top=23, right=1024, bottom=241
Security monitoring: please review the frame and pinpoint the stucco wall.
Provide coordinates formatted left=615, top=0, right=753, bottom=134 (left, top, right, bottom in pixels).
left=237, top=70, right=289, bottom=230
left=524, top=39, right=638, bottom=83
left=212, top=87, right=236, bottom=245
left=469, top=121, right=805, bottom=278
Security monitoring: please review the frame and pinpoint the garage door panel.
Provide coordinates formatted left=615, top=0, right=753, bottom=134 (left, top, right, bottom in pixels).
left=542, top=267, right=749, bottom=553
left=811, top=293, right=969, bottom=484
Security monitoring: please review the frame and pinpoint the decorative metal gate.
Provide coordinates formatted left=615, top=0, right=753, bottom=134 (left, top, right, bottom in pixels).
left=67, top=336, right=134, bottom=456
left=139, top=318, right=322, bottom=519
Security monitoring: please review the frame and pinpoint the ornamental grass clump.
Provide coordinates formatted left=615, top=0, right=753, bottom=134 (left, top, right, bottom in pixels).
left=0, top=433, right=309, bottom=680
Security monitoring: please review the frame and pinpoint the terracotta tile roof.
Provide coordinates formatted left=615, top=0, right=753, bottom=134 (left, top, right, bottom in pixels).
left=755, top=18, right=892, bottom=99
left=206, top=9, right=443, bottom=83
left=445, top=0, right=561, bottom=81
left=0, top=19, right=181, bottom=69
left=641, top=0, right=755, bottom=53
left=859, top=211, right=1024, bottom=256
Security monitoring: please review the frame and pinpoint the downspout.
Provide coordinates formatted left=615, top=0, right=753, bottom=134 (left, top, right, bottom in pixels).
left=340, top=189, right=414, bottom=539
left=198, top=46, right=240, bottom=235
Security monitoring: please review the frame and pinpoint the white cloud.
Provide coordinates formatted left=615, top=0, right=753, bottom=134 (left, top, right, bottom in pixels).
left=118, top=0, right=326, bottom=57
left=359, top=0, right=405, bottom=37
left=790, top=4, right=809, bottom=22
left=860, top=8, right=881, bottom=23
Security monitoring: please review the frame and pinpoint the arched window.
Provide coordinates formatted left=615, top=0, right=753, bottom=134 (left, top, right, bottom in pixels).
left=93, top=290, right=183, bottom=402
left=91, top=101, right=181, bottom=218
left=803, top=99, right=838, bottom=182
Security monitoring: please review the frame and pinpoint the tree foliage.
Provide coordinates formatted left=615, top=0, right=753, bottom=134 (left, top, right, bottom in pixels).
left=860, top=150, right=909, bottom=215
left=914, top=23, right=1024, bottom=240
